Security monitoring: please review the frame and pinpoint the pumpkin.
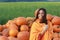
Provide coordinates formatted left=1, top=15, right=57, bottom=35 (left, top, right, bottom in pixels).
left=17, top=31, right=29, bottom=40
left=2, top=29, right=9, bottom=37
left=53, top=38, right=60, bottom=40
left=34, top=9, right=39, bottom=17
left=8, top=23, right=18, bottom=30
left=20, top=25, right=29, bottom=32
left=53, top=33, right=59, bottom=38
left=0, top=25, right=3, bottom=32
left=9, top=29, right=18, bottom=37
left=8, top=36, right=17, bottom=40
left=0, top=36, right=9, bottom=40
left=3, top=25, right=8, bottom=29
left=26, top=17, right=34, bottom=27
left=6, top=20, right=14, bottom=28
left=26, top=17, right=34, bottom=22
left=15, top=17, right=27, bottom=26
left=28, top=21, right=33, bottom=28
left=52, top=16, right=60, bottom=25
left=46, top=14, right=53, bottom=21
left=53, top=25, right=60, bottom=32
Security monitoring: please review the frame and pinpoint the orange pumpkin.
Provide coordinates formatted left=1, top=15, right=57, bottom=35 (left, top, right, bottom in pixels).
left=53, top=33, right=59, bottom=38
left=8, top=23, right=18, bottom=30
left=0, top=36, right=9, bottom=40
left=17, top=31, right=29, bottom=40
left=0, top=25, right=3, bottom=32
left=15, top=17, right=27, bottom=26
left=2, top=29, right=9, bottom=37
left=26, top=17, right=34, bottom=27
left=20, top=25, right=29, bottom=32
left=52, top=16, right=60, bottom=25
left=28, top=21, right=33, bottom=28
left=3, top=25, right=8, bottom=29
left=9, top=29, right=18, bottom=37
left=53, top=25, right=60, bottom=32
left=46, top=14, right=53, bottom=21
left=8, top=36, right=17, bottom=40
left=26, top=17, right=34, bottom=22
left=6, top=20, right=15, bottom=28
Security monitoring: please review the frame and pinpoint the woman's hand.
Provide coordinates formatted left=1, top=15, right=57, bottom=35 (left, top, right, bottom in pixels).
left=38, top=25, right=48, bottom=40
left=41, top=25, right=48, bottom=35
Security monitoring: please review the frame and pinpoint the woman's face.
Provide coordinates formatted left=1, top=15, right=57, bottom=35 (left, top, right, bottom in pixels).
left=38, top=10, right=45, bottom=20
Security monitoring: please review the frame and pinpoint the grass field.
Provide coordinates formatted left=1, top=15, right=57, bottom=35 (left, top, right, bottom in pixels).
left=0, top=2, right=60, bottom=24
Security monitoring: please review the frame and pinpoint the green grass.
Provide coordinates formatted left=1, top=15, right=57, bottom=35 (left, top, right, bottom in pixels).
left=0, top=2, right=60, bottom=24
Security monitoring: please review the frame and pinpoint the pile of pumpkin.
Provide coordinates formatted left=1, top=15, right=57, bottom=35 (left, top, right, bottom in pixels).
left=46, top=14, right=60, bottom=40
left=0, top=14, right=60, bottom=40
left=0, top=17, right=34, bottom=40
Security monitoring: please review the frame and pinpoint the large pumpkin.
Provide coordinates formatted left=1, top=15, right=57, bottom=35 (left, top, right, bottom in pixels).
left=52, top=16, right=60, bottom=25
left=46, top=14, right=53, bottom=21
left=2, top=29, right=9, bottom=37
left=20, top=25, right=29, bottom=32
left=9, top=29, right=18, bottom=37
left=53, top=33, right=59, bottom=38
left=53, top=25, right=60, bottom=32
left=15, top=17, right=27, bottom=26
left=17, top=31, right=29, bottom=40
left=0, top=36, right=9, bottom=40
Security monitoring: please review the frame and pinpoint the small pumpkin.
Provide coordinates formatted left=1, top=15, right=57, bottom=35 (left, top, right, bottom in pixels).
left=9, top=29, right=18, bottom=37
left=20, top=25, right=29, bottom=32
left=26, top=17, right=34, bottom=22
left=6, top=20, right=15, bottom=28
left=17, top=31, right=29, bottom=40
left=0, top=36, right=9, bottom=40
left=8, top=36, right=17, bottom=40
left=28, top=21, right=33, bottom=28
left=53, top=25, right=60, bottom=32
left=2, top=29, right=9, bottom=37
left=53, top=33, right=59, bottom=38
left=52, top=16, right=60, bottom=25
left=46, top=14, right=53, bottom=21
left=15, top=17, right=27, bottom=26
left=26, top=17, right=34, bottom=27
left=8, top=23, right=18, bottom=30
left=3, top=25, right=8, bottom=29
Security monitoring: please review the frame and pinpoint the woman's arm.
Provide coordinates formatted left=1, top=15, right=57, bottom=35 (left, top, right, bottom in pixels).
left=40, top=25, right=48, bottom=35
left=38, top=25, right=48, bottom=40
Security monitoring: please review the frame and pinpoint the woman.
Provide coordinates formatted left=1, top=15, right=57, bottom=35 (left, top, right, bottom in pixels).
left=29, top=8, right=53, bottom=40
